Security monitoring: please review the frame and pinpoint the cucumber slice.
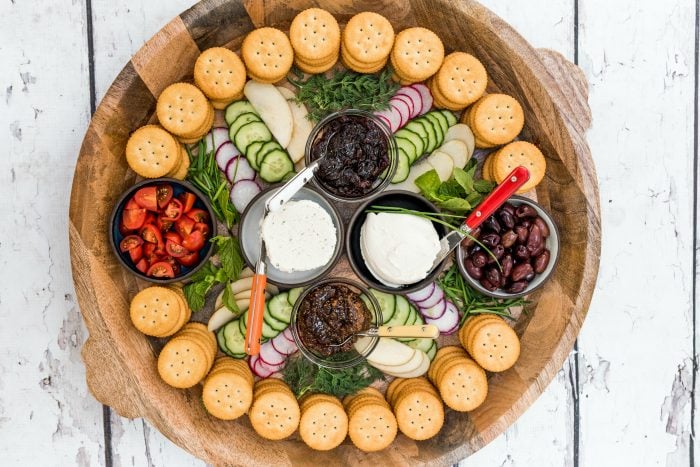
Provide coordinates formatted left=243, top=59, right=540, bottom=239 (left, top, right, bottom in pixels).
left=259, top=149, right=294, bottom=183
left=407, top=337, right=435, bottom=354
left=222, top=320, right=246, bottom=356
left=256, top=141, right=282, bottom=168
left=224, top=101, right=257, bottom=126
left=370, top=289, right=396, bottom=324
left=428, top=111, right=449, bottom=136
left=413, top=306, right=424, bottom=325
left=238, top=311, right=247, bottom=335
left=288, top=287, right=304, bottom=306
left=396, top=128, right=425, bottom=162
left=424, top=114, right=446, bottom=149
left=391, top=149, right=411, bottom=183
left=441, top=109, right=458, bottom=127
left=426, top=341, right=437, bottom=360
left=261, top=307, right=279, bottom=339
left=264, top=306, right=288, bottom=331
left=416, top=118, right=438, bottom=153
left=388, top=295, right=411, bottom=326
left=404, top=121, right=429, bottom=149
left=245, top=141, right=265, bottom=171
left=395, top=136, right=417, bottom=165
left=233, top=121, right=272, bottom=155
left=216, top=327, right=231, bottom=354
left=229, top=112, right=262, bottom=141
left=269, top=293, right=293, bottom=324
left=396, top=306, right=418, bottom=341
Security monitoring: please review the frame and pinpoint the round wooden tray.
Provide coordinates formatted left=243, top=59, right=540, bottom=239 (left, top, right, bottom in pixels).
left=69, top=0, right=600, bottom=464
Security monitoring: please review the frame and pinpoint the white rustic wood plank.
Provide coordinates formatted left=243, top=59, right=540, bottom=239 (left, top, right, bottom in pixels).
left=461, top=1, right=578, bottom=465
left=89, top=0, right=206, bottom=465
left=0, top=0, right=105, bottom=466
left=577, top=1, right=696, bottom=465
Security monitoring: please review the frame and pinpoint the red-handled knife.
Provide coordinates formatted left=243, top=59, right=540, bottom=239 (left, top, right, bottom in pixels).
left=430, top=166, right=530, bottom=270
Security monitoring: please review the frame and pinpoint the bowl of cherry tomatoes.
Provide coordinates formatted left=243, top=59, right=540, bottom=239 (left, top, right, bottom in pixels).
left=109, top=178, right=217, bottom=283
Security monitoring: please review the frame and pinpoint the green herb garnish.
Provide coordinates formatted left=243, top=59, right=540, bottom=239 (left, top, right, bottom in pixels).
left=183, top=236, right=243, bottom=312
left=186, top=138, right=238, bottom=229
left=287, top=67, right=399, bottom=122
left=414, top=159, right=494, bottom=213
left=438, top=264, right=526, bottom=326
left=283, top=354, right=384, bottom=399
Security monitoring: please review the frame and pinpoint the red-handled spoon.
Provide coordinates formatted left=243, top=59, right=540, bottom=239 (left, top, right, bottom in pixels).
left=430, top=166, right=530, bottom=270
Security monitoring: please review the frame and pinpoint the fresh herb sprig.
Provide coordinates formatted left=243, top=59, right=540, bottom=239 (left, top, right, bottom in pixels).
left=415, top=159, right=494, bottom=213
left=287, top=67, right=399, bottom=122
left=438, top=264, right=526, bottom=326
left=186, top=138, right=238, bottom=229
left=283, top=354, right=384, bottom=399
left=183, top=236, right=244, bottom=312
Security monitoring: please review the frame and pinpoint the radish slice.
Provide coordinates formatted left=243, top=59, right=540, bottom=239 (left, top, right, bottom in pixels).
left=282, top=327, right=295, bottom=343
left=425, top=301, right=460, bottom=334
left=406, top=283, right=435, bottom=303
left=416, top=286, right=444, bottom=309
left=411, top=83, right=433, bottom=115
left=420, top=299, right=446, bottom=319
left=211, top=127, right=230, bottom=151
left=259, top=342, right=285, bottom=366
left=272, top=333, right=298, bottom=356
left=391, top=100, right=411, bottom=129
left=258, top=357, right=285, bottom=374
left=396, top=87, right=423, bottom=118
left=230, top=180, right=261, bottom=213
left=254, top=359, right=274, bottom=378
left=226, top=157, right=256, bottom=183
left=375, top=107, right=401, bottom=133
left=375, top=114, right=392, bottom=132
left=216, top=141, right=240, bottom=172
left=392, top=94, right=414, bottom=120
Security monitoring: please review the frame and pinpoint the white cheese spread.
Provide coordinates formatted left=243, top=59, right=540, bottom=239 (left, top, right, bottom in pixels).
left=261, top=200, right=337, bottom=273
left=360, top=212, right=440, bottom=287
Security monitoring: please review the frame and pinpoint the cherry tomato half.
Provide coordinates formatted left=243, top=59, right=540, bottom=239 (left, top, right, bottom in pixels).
left=182, top=230, right=206, bottom=251
left=164, top=231, right=183, bottom=245
left=178, top=192, right=196, bottom=213
left=186, top=208, right=209, bottom=223
left=124, top=198, right=140, bottom=210
left=176, top=251, right=199, bottom=267
left=122, top=208, right=146, bottom=230
left=143, top=242, right=157, bottom=258
left=147, top=261, right=175, bottom=278
left=163, top=199, right=183, bottom=221
left=156, top=184, right=173, bottom=209
left=118, top=221, right=134, bottom=236
left=119, top=235, right=143, bottom=252
left=140, top=223, right=163, bottom=248
left=193, top=222, right=210, bottom=237
left=163, top=256, right=181, bottom=276
left=134, top=186, right=158, bottom=211
left=128, top=245, right=143, bottom=263
left=135, top=258, right=149, bottom=273
left=156, top=215, right=173, bottom=232
left=165, top=239, right=190, bottom=258
left=175, top=216, right=196, bottom=238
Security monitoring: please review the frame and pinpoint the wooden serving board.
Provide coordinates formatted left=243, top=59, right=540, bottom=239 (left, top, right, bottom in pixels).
left=68, top=0, right=600, bottom=465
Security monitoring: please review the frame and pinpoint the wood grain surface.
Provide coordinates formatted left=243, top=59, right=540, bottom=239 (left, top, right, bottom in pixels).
left=68, top=0, right=600, bottom=464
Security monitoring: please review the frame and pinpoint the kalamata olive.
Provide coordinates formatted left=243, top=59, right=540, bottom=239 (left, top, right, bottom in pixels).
left=501, top=230, right=518, bottom=248
left=501, top=254, right=514, bottom=278
left=498, top=210, right=515, bottom=229
left=506, top=281, right=528, bottom=294
left=515, top=204, right=538, bottom=218
left=469, top=244, right=482, bottom=256
left=500, top=203, right=516, bottom=215
left=484, top=216, right=502, bottom=234
left=464, top=258, right=483, bottom=279
left=479, top=277, right=498, bottom=292
left=527, top=224, right=543, bottom=253
left=485, top=266, right=501, bottom=286
left=514, top=225, right=529, bottom=244
left=519, top=219, right=532, bottom=229
left=511, top=262, right=534, bottom=282
left=461, top=227, right=481, bottom=248
left=487, top=244, right=505, bottom=264
left=514, top=244, right=530, bottom=261
left=533, top=217, right=550, bottom=237
left=530, top=242, right=546, bottom=257
left=534, top=250, right=551, bottom=273
left=525, top=270, right=536, bottom=281
left=480, top=233, right=501, bottom=248
left=471, top=250, right=488, bottom=268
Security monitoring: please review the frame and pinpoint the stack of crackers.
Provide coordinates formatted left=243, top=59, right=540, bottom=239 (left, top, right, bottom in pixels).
left=248, top=379, right=301, bottom=440
left=459, top=315, right=521, bottom=372
left=157, top=322, right=217, bottom=389
left=428, top=346, right=488, bottom=412
left=386, top=377, right=444, bottom=441
left=194, top=47, right=247, bottom=110
left=343, top=387, right=397, bottom=452
left=156, top=83, right=214, bottom=144
left=390, top=27, right=445, bottom=84
left=462, top=93, right=524, bottom=148
left=289, top=8, right=341, bottom=74
left=429, top=52, right=488, bottom=111
left=129, top=286, right=191, bottom=338
left=125, top=125, right=189, bottom=179
left=201, top=356, right=254, bottom=420
left=298, top=394, right=349, bottom=451
left=341, top=12, right=395, bottom=74
left=482, top=140, right=546, bottom=193
left=241, top=27, right=294, bottom=84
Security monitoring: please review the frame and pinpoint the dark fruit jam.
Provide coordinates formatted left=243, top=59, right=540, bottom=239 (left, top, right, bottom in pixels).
left=297, top=284, right=372, bottom=356
left=310, top=114, right=389, bottom=198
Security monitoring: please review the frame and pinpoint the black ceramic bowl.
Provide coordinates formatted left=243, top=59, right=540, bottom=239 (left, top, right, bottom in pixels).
left=346, top=190, right=448, bottom=294
left=109, top=178, right=217, bottom=284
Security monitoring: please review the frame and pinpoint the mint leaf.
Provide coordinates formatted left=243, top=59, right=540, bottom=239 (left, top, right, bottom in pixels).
left=221, top=283, right=241, bottom=316
left=453, top=167, right=474, bottom=193
left=212, top=236, right=244, bottom=281
left=438, top=197, right=472, bottom=213
left=415, top=169, right=441, bottom=199
left=474, top=179, right=495, bottom=193
left=184, top=280, right=212, bottom=312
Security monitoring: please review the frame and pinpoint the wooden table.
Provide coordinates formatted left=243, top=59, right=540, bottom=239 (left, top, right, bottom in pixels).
left=0, top=0, right=696, bottom=465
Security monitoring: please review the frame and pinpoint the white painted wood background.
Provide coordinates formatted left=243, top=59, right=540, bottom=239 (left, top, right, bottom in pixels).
left=0, top=0, right=696, bottom=465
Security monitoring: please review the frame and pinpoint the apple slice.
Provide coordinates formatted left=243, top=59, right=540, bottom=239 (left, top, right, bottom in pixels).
left=207, top=306, right=237, bottom=331
left=369, top=347, right=423, bottom=374
left=358, top=337, right=416, bottom=367
left=389, top=160, right=433, bottom=193
left=427, top=151, right=454, bottom=182
left=376, top=351, right=430, bottom=378
left=438, top=139, right=469, bottom=169
left=277, top=87, right=313, bottom=163
left=444, top=123, right=475, bottom=158
left=244, top=81, right=293, bottom=147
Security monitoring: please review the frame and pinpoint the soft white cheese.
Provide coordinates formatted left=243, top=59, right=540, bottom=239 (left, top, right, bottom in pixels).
left=360, top=212, right=440, bottom=287
left=261, top=200, right=337, bottom=273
